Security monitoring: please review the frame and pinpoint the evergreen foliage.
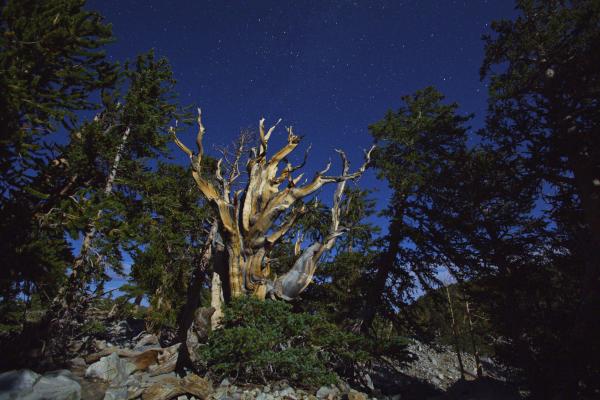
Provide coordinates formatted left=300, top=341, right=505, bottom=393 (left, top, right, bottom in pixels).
left=476, top=1, right=600, bottom=396
left=360, top=86, right=470, bottom=330
left=0, top=0, right=116, bottom=193
left=198, top=297, right=407, bottom=388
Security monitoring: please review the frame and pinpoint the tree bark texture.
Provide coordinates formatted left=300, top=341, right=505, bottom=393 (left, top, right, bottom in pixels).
left=173, top=110, right=373, bottom=301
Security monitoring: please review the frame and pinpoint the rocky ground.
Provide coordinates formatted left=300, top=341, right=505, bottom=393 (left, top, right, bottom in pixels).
left=0, top=319, right=523, bottom=400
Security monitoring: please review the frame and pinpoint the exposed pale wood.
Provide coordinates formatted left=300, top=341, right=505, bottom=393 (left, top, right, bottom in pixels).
left=142, top=373, right=212, bottom=400
left=173, top=111, right=373, bottom=300
left=446, top=286, right=466, bottom=380
left=210, top=272, right=223, bottom=329
left=465, top=300, right=484, bottom=378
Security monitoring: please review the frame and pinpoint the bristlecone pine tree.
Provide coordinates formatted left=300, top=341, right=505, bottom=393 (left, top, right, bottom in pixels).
left=172, top=110, right=373, bottom=317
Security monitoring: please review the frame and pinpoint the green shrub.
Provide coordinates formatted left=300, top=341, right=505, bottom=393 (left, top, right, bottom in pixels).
left=81, top=319, right=107, bottom=336
left=198, top=298, right=408, bottom=388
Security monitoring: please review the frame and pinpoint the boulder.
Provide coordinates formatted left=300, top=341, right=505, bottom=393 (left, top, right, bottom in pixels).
left=278, top=387, right=296, bottom=399
left=0, top=370, right=40, bottom=398
left=67, top=357, right=87, bottom=369
left=0, top=369, right=81, bottom=400
left=316, top=386, right=340, bottom=400
left=133, top=333, right=161, bottom=351
left=85, top=352, right=136, bottom=385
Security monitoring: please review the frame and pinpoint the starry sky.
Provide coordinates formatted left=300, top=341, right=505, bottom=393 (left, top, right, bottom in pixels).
left=87, top=0, right=517, bottom=222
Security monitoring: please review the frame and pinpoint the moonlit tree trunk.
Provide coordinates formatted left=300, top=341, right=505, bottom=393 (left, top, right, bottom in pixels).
left=446, top=285, right=465, bottom=380
left=465, top=300, right=483, bottom=378
left=173, top=110, right=373, bottom=302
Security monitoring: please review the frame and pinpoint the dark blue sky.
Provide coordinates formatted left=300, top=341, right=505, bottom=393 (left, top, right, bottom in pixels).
left=88, top=0, right=517, bottom=219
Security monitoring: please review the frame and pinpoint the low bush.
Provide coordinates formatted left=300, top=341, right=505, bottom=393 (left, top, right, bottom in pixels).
left=198, top=297, right=408, bottom=388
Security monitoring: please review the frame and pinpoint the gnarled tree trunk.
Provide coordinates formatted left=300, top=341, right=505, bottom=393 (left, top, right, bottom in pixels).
left=172, top=110, right=373, bottom=302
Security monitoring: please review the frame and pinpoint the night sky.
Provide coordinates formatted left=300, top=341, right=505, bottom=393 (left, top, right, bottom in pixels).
left=87, top=0, right=517, bottom=224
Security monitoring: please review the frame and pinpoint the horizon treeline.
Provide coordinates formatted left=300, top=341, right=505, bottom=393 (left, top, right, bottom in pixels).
left=1, top=0, right=599, bottom=398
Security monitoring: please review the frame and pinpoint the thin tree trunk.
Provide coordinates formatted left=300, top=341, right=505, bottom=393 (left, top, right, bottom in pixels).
left=58, top=127, right=131, bottom=309
left=175, top=222, right=216, bottom=371
left=355, top=212, right=403, bottom=333
left=465, top=300, right=483, bottom=378
left=446, top=285, right=465, bottom=380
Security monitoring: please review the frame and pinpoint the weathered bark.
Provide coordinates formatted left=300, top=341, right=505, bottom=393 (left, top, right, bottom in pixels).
left=172, top=110, right=373, bottom=301
left=210, top=272, right=223, bottom=329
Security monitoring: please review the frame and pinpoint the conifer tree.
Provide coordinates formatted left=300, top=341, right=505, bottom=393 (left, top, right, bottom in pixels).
left=0, top=0, right=116, bottom=194
left=126, top=162, right=212, bottom=330
left=0, top=0, right=116, bottom=326
left=479, top=1, right=600, bottom=395
left=51, top=51, right=183, bottom=321
left=357, top=87, right=470, bottom=332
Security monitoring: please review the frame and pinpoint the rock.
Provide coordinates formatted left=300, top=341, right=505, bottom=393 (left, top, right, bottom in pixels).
left=85, top=353, right=135, bottom=385
left=335, top=381, right=351, bottom=394
left=256, top=393, right=273, bottom=400
left=94, top=339, right=109, bottom=351
left=278, top=387, right=296, bottom=399
left=0, top=369, right=40, bottom=392
left=125, top=374, right=145, bottom=400
left=362, top=373, right=374, bottom=391
left=68, top=357, right=87, bottom=369
left=0, top=369, right=81, bottom=400
left=316, top=386, right=339, bottom=400
left=134, top=334, right=161, bottom=351
left=0, top=369, right=40, bottom=398
left=345, top=390, right=367, bottom=400
left=29, top=373, right=80, bottom=400
left=104, top=385, right=128, bottom=400
left=220, top=378, right=231, bottom=387
left=68, top=339, right=85, bottom=353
